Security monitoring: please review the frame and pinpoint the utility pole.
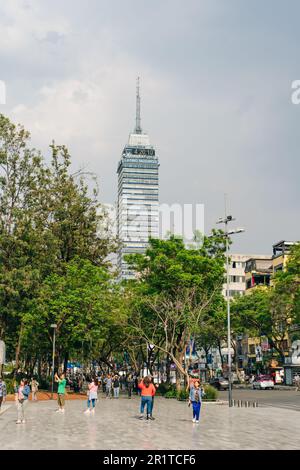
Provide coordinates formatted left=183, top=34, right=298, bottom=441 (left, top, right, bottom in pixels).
left=51, top=324, right=57, bottom=400
left=217, top=197, right=245, bottom=407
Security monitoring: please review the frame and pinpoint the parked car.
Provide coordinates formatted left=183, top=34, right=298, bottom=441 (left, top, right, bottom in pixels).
left=209, top=377, right=229, bottom=390
left=252, top=375, right=274, bottom=390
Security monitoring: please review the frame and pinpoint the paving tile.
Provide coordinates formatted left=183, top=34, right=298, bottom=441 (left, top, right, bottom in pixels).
left=0, top=395, right=299, bottom=449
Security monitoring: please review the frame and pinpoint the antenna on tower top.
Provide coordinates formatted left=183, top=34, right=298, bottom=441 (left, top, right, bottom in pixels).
left=135, top=77, right=142, bottom=134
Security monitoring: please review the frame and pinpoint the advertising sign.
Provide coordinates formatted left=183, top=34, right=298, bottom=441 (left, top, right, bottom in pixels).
left=256, top=346, right=262, bottom=362
left=291, top=340, right=300, bottom=365
left=261, top=338, right=269, bottom=352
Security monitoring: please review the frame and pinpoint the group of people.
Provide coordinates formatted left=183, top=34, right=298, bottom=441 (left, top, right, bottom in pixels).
left=101, top=373, right=136, bottom=399
left=0, top=371, right=206, bottom=425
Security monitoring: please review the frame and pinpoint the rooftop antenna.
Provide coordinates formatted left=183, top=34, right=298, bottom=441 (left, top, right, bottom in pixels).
left=135, top=77, right=142, bottom=134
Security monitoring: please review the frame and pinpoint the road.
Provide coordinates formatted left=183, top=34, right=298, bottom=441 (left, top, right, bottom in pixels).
left=219, top=388, right=300, bottom=411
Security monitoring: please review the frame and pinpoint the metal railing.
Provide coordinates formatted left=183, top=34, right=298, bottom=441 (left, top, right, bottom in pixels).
left=232, top=399, right=258, bottom=408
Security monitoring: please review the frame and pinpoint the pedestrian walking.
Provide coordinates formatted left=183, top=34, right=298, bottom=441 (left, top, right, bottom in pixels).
left=105, top=374, right=112, bottom=399
left=0, top=377, right=7, bottom=412
left=113, top=375, right=120, bottom=398
left=138, top=376, right=156, bottom=420
left=189, top=380, right=205, bottom=424
left=135, top=375, right=140, bottom=396
left=30, top=377, right=39, bottom=401
left=294, top=373, right=300, bottom=391
left=55, top=372, right=67, bottom=413
left=126, top=374, right=134, bottom=398
left=148, top=376, right=159, bottom=419
left=15, top=379, right=30, bottom=424
left=84, top=377, right=99, bottom=414
left=101, top=375, right=106, bottom=393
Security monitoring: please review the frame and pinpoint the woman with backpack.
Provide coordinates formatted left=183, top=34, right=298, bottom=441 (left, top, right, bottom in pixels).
left=15, top=379, right=30, bottom=424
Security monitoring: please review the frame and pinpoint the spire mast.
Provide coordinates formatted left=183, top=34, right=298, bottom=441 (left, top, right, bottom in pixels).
left=135, top=77, right=142, bottom=134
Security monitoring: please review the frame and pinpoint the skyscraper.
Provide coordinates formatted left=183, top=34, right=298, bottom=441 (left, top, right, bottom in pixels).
left=117, top=79, right=159, bottom=279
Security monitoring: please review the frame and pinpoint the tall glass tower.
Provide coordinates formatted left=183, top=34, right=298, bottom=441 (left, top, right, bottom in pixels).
left=117, top=79, right=159, bottom=279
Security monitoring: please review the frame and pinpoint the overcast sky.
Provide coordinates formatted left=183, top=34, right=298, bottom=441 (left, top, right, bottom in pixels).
left=0, top=0, right=299, bottom=254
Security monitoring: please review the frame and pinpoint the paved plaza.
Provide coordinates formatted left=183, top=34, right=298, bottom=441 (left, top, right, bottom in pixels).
left=0, top=395, right=299, bottom=450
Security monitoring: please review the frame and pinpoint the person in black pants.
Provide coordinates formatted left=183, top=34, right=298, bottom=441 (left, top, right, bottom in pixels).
left=126, top=374, right=134, bottom=398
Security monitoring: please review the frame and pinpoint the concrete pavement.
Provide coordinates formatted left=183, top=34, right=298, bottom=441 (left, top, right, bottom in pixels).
left=0, top=395, right=299, bottom=450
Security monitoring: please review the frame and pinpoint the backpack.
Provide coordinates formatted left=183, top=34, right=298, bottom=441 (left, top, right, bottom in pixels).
left=23, top=385, right=30, bottom=399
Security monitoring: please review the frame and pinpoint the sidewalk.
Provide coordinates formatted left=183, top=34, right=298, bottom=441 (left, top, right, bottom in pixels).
left=0, top=403, right=12, bottom=415
left=0, top=396, right=299, bottom=449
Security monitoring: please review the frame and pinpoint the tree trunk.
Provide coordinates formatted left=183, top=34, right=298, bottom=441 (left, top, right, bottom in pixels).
left=166, top=356, right=171, bottom=384
left=175, top=368, right=181, bottom=392
left=37, top=358, right=42, bottom=379
left=63, top=352, right=69, bottom=373
left=174, top=350, right=189, bottom=392
left=218, top=340, right=224, bottom=367
left=15, top=323, right=24, bottom=372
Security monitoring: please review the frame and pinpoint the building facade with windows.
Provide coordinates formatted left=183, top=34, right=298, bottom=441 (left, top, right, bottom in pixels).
left=272, top=240, right=295, bottom=273
left=117, top=80, right=159, bottom=279
left=222, top=254, right=269, bottom=299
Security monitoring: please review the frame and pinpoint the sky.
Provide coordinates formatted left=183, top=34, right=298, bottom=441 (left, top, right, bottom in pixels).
left=0, top=0, right=299, bottom=254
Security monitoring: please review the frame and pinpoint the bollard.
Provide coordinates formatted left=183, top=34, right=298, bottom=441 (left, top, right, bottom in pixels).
left=237, top=400, right=240, bottom=407
left=253, top=401, right=255, bottom=408
left=232, top=399, right=235, bottom=407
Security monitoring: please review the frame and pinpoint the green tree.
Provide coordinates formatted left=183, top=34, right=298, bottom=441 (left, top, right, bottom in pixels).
left=22, top=258, right=124, bottom=373
left=231, top=242, right=300, bottom=365
left=0, top=115, right=117, bottom=373
left=125, top=233, right=226, bottom=389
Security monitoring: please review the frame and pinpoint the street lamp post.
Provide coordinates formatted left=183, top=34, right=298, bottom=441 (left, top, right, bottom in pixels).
left=51, top=324, right=57, bottom=400
left=217, top=213, right=244, bottom=407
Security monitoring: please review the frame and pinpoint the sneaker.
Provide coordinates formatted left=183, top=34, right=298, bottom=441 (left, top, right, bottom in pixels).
left=55, top=409, right=61, bottom=413
left=61, top=409, right=65, bottom=413
left=21, top=420, right=26, bottom=424
left=84, top=409, right=90, bottom=414
left=192, top=418, right=196, bottom=423
left=16, top=420, right=22, bottom=424
left=196, top=420, right=199, bottom=424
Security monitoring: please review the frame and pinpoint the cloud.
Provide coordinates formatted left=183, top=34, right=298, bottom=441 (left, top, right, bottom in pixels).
left=1, top=0, right=299, bottom=254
